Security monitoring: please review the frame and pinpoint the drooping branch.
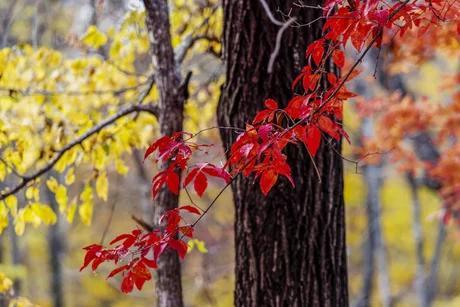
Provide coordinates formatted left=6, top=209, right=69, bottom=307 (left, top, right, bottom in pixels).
left=0, top=77, right=157, bottom=201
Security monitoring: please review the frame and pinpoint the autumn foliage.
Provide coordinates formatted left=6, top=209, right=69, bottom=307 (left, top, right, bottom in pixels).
left=81, top=0, right=460, bottom=293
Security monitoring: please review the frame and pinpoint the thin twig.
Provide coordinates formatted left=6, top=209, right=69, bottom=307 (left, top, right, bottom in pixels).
left=259, top=0, right=284, bottom=26
left=259, top=0, right=297, bottom=73
left=268, top=18, right=297, bottom=73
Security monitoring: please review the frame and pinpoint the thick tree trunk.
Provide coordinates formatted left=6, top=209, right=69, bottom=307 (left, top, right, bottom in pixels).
left=218, top=1, right=348, bottom=306
left=143, top=1, right=185, bottom=306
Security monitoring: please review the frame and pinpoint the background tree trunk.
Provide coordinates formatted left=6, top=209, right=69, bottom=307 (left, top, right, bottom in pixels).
left=218, top=1, right=348, bottom=306
left=46, top=185, right=65, bottom=307
left=143, top=1, right=187, bottom=306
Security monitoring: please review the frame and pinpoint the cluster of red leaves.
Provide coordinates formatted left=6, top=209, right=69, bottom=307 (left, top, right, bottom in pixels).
left=81, top=133, right=231, bottom=293
left=82, top=0, right=458, bottom=293
left=80, top=205, right=200, bottom=293
left=389, top=0, right=460, bottom=64
left=145, top=132, right=231, bottom=198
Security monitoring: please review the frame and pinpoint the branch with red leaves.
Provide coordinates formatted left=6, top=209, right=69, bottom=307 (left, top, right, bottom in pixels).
left=81, top=0, right=458, bottom=293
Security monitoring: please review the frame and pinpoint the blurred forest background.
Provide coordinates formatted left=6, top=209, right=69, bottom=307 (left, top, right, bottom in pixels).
left=0, top=0, right=459, bottom=306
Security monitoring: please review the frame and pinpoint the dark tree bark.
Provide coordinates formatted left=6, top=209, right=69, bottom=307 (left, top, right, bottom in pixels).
left=218, top=1, right=348, bottom=306
left=143, top=0, right=187, bottom=306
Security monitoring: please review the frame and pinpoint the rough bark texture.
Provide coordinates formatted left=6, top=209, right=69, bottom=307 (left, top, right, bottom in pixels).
left=143, top=1, right=185, bottom=306
left=218, top=1, right=348, bottom=306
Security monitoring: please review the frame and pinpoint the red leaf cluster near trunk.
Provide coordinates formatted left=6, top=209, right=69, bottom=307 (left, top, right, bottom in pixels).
left=80, top=205, right=201, bottom=293
left=184, top=163, right=231, bottom=197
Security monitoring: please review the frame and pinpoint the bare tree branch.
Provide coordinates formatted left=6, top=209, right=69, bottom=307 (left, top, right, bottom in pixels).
left=259, top=0, right=297, bottom=73
left=259, top=0, right=284, bottom=26
left=0, top=81, right=149, bottom=98
left=0, top=77, right=157, bottom=201
left=267, top=18, right=297, bottom=73
left=175, top=35, right=221, bottom=64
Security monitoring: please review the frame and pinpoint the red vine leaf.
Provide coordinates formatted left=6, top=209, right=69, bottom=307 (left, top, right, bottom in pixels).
left=260, top=170, right=278, bottom=196
left=332, top=49, right=345, bottom=68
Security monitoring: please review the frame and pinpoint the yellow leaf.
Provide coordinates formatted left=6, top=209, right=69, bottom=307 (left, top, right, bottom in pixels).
left=14, top=211, right=25, bottom=236
left=195, top=239, right=208, bottom=253
left=80, top=184, right=93, bottom=203
left=0, top=202, right=8, bottom=234
left=96, top=172, right=108, bottom=201
left=46, top=177, right=58, bottom=193
left=82, top=25, right=108, bottom=49
left=93, top=146, right=107, bottom=170
left=115, top=159, right=129, bottom=175
left=79, top=185, right=93, bottom=225
left=25, top=187, right=34, bottom=200
left=5, top=196, right=17, bottom=217
left=55, top=185, right=68, bottom=212
left=55, top=150, right=77, bottom=173
left=187, top=239, right=208, bottom=254
left=23, top=205, right=42, bottom=227
left=30, top=203, right=57, bottom=225
left=0, top=163, right=5, bottom=181
left=0, top=272, right=13, bottom=293
left=66, top=201, right=77, bottom=224
left=65, top=168, right=75, bottom=185
left=79, top=201, right=93, bottom=226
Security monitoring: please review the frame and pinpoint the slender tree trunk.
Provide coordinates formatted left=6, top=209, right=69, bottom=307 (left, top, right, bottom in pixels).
left=407, top=174, right=427, bottom=307
left=358, top=162, right=391, bottom=307
left=143, top=1, right=187, bottom=306
left=425, top=221, right=446, bottom=305
left=363, top=109, right=392, bottom=307
left=0, top=0, right=18, bottom=47
left=45, top=177, right=65, bottom=307
left=354, top=62, right=392, bottom=307
left=377, top=45, right=446, bottom=306
left=0, top=229, right=6, bottom=307
left=218, top=1, right=348, bottom=306
left=8, top=222, right=22, bottom=296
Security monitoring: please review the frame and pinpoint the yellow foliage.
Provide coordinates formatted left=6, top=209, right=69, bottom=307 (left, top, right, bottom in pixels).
left=0, top=272, right=13, bottom=293
left=79, top=184, right=93, bottom=225
left=0, top=202, right=8, bottom=234
left=65, top=167, right=75, bottom=185
left=14, top=203, right=57, bottom=236
left=82, top=26, right=108, bottom=49
left=187, top=239, right=208, bottom=254
left=0, top=0, right=222, bottom=237
left=96, top=172, right=109, bottom=201
left=55, top=185, right=68, bottom=212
